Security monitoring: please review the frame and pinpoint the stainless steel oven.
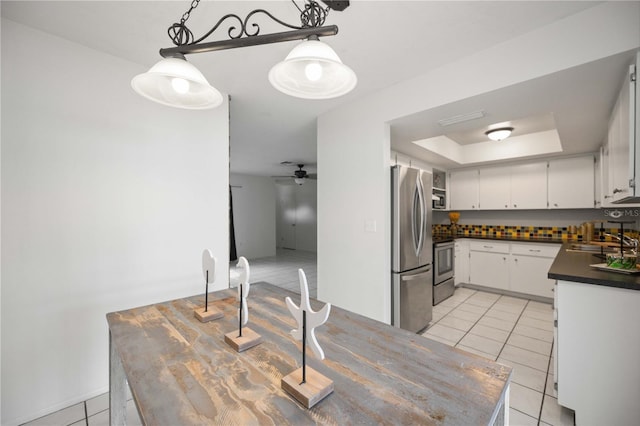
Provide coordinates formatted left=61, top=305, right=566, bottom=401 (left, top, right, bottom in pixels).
left=433, top=240, right=455, bottom=305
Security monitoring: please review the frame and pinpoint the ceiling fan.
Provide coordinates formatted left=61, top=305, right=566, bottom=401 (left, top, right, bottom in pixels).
left=272, top=164, right=317, bottom=185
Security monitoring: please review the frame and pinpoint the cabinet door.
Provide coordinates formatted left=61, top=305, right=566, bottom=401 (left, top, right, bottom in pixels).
left=609, top=70, right=632, bottom=202
left=548, top=156, right=595, bottom=208
left=510, top=255, right=555, bottom=298
left=449, top=170, right=479, bottom=210
left=469, top=251, right=509, bottom=290
left=478, top=167, right=510, bottom=209
left=511, top=162, right=548, bottom=209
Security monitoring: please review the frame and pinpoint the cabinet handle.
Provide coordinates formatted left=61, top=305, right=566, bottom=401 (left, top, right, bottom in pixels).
left=483, top=245, right=493, bottom=249
left=604, top=195, right=612, bottom=199
left=554, top=203, right=558, bottom=207
left=613, top=188, right=624, bottom=194
left=514, top=258, right=518, bottom=263
left=529, top=249, right=541, bottom=252
left=513, top=204, right=517, bottom=208
left=505, top=204, right=508, bottom=208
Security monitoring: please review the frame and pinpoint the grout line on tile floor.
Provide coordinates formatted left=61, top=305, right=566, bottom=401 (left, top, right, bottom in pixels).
left=83, top=401, right=88, bottom=426
left=429, top=290, right=502, bottom=347
left=494, top=299, right=530, bottom=362
left=538, top=340, right=555, bottom=423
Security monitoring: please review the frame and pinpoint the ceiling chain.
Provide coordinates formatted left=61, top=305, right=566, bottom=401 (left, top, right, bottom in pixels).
left=167, top=0, right=332, bottom=47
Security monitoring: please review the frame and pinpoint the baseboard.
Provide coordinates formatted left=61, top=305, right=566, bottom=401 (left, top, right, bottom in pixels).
left=458, top=283, right=553, bottom=304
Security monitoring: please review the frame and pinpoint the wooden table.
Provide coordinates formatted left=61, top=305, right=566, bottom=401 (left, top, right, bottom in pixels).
left=107, top=283, right=511, bottom=425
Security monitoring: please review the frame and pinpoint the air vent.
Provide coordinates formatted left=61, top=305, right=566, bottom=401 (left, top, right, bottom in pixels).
left=437, top=110, right=485, bottom=127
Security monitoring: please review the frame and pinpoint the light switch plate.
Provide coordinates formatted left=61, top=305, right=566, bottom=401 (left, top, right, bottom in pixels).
left=365, top=220, right=377, bottom=232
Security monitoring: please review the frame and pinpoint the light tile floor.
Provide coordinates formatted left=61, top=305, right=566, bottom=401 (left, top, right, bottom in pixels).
left=423, top=286, right=575, bottom=426
left=23, top=252, right=572, bottom=425
left=231, top=248, right=318, bottom=298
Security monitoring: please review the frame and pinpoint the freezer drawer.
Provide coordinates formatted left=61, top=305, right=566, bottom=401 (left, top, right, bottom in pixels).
left=392, top=266, right=433, bottom=333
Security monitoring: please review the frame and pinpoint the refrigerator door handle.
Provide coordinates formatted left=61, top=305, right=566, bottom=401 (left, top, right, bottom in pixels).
left=412, top=174, right=425, bottom=257
left=402, top=268, right=432, bottom=281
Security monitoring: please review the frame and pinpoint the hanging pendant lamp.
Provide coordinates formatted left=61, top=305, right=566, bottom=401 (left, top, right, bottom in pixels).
left=269, top=36, right=357, bottom=99
left=132, top=1, right=354, bottom=108
left=131, top=56, right=223, bottom=110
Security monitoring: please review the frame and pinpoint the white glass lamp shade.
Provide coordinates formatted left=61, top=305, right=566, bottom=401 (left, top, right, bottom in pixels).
left=294, top=177, right=305, bottom=185
left=485, top=127, right=514, bottom=141
left=131, top=57, right=223, bottom=109
left=269, top=39, right=357, bottom=99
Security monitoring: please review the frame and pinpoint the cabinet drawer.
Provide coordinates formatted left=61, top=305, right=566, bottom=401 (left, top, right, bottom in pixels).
left=469, top=240, right=510, bottom=254
left=511, top=243, right=560, bottom=258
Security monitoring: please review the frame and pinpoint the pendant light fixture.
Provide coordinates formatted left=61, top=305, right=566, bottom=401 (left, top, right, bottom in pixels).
left=132, top=0, right=356, bottom=109
left=269, top=36, right=357, bottom=99
left=485, top=127, right=514, bottom=141
left=131, top=56, right=223, bottom=109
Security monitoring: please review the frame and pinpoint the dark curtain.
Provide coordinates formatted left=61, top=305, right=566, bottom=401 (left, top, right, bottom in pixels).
left=229, top=186, right=238, bottom=261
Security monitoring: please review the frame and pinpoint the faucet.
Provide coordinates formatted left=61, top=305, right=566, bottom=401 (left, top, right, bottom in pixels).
left=604, top=233, right=639, bottom=253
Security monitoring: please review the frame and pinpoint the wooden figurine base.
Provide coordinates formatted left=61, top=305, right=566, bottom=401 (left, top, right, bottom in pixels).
left=281, top=367, right=334, bottom=408
left=194, top=306, right=223, bottom=323
left=224, top=327, right=262, bottom=352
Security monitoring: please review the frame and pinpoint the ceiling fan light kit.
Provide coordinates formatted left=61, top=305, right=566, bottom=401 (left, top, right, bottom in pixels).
left=132, top=0, right=356, bottom=109
left=485, top=127, right=514, bottom=141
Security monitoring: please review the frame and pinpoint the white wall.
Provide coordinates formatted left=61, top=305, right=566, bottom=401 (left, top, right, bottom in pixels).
left=1, top=19, right=230, bottom=425
left=317, top=2, right=640, bottom=323
left=230, top=174, right=276, bottom=259
left=275, top=180, right=317, bottom=252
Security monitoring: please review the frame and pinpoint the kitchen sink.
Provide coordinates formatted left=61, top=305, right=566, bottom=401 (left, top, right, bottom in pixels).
left=566, top=244, right=619, bottom=254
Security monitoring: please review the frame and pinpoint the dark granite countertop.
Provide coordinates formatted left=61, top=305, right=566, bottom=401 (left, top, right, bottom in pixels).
left=548, top=243, right=640, bottom=291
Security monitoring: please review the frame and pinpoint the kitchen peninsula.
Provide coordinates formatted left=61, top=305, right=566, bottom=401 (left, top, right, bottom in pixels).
left=548, top=247, right=640, bottom=426
left=107, top=283, right=511, bottom=425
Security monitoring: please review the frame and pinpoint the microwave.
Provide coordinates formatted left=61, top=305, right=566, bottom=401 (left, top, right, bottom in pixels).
left=432, top=190, right=446, bottom=210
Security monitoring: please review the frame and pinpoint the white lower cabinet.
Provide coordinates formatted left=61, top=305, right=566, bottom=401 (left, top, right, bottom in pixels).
left=465, top=239, right=560, bottom=298
left=557, top=280, right=640, bottom=425
left=509, top=243, right=560, bottom=298
left=469, top=241, right=510, bottom=290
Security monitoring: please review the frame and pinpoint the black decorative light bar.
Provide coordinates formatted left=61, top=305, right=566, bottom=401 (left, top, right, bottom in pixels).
left=131, top=0, right=357, bottom=109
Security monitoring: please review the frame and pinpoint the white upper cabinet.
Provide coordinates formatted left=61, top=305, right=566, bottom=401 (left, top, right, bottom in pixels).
left=478, top=166, right=510, bottom=209
left=448, top=156, right=595, bottom=210
left=510, top=162, right=548, bottom=209
left=603, top=55, right=640, bottom=204
left=449, top=169, right=479, bottom=210
left=478, top=163, right=547, bottom=210
left=548, top=156, right=595, bottom=209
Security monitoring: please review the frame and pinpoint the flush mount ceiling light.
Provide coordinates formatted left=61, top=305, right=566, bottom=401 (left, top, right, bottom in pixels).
left=485, top=127, right=514, bottom=141
left=131, top=0, right=356, bottom=109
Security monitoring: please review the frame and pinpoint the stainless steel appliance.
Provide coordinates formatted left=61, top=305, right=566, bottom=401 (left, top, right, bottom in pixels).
left=432, top=188, right=446, bottom=210
left=391, top=165, right=433, bottom=333
left=433, top=240, right=455, bottom=305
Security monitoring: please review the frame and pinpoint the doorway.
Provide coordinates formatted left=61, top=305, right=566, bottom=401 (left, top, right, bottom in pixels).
left=276, top=180, right=317, bottom=252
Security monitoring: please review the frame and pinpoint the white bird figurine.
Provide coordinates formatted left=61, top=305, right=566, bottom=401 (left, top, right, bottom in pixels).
left=285, top=269, right=331, bottom=360
left=236, top=256, right=250, bottom=326
left=202, top=249, right=216, bottom=284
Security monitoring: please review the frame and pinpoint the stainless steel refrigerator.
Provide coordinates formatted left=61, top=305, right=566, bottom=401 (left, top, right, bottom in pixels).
left=391, top=165, right=433, bottom=333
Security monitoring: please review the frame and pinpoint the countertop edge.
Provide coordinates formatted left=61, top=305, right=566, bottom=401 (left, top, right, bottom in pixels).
left=548, top=243, right=640, bottom=291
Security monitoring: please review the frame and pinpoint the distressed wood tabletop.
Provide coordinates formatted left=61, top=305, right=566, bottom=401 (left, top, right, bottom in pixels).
left=107, top=282, right=511, bottom=425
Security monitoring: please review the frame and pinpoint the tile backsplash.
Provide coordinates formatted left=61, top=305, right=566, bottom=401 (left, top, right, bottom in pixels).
left=432, top=224, right=639, bottom=242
